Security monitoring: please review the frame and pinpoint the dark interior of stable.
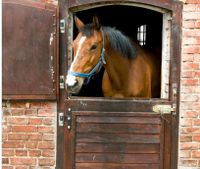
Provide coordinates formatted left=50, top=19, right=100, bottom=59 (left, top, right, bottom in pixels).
left=71, top=5, right=162, bottom=97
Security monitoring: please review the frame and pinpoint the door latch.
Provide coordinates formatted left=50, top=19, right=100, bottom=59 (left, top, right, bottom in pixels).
left=152, top=104, right=176, bottom=114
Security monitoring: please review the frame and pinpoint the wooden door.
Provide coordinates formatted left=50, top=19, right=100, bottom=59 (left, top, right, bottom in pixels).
left=56, top=1, right=182, bottom=169
left=64, top=99, right=173, bottom=169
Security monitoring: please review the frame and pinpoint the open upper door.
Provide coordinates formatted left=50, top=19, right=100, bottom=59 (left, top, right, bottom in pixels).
left=2, top=0, right=59, bottom=100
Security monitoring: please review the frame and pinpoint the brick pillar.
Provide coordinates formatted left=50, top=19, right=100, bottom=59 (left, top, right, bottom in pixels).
left=179, top=1, right=200, bottom=168
left=2, top=101, right=57, bottom=169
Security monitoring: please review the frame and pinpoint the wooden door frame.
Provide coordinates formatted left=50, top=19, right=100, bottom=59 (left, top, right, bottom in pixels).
left=56, top=1, right=182, bottom=169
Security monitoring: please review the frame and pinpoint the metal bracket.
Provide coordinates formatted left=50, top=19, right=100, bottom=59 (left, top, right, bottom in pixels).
left=58, top=112, right=64, bottom=126
left=59, top=75, right=65, bottom=89
left=58, top=109, right=72, bottom=131
left=66, top=108, right=72, bottom=131
left=60, top=19, right=65, bottom=33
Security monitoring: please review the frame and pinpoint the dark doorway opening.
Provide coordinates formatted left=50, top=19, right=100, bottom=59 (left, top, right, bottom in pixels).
left=71, top=5, right=162, bottom=97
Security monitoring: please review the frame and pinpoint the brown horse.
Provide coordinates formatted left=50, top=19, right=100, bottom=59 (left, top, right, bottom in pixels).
left=66, top=16, right=160, bottom=98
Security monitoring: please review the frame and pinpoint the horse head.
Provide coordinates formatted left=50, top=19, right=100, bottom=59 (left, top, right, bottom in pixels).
left=66, top=16, right=105, bottom=95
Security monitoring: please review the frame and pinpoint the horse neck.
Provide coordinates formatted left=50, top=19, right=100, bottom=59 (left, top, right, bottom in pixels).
left=104, top=47, right=131, bottom=89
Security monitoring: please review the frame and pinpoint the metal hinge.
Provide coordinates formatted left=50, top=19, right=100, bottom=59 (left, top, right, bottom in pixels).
left=153, top=104, right=176, bottom=115
left=60, top=19, right=65, bottom=33
left=58, top=108, right=72, bottom=131
left=59, top=75, right=65, bottom=89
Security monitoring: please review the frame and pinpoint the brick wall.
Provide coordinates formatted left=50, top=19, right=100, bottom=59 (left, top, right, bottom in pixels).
left=179, top=0, right=200, bottom=168
left=2, top=101, right=57, bottom=169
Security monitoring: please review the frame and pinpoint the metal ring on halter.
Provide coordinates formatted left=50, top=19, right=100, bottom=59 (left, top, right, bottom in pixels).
left=67, top=28, right=106, bottom=84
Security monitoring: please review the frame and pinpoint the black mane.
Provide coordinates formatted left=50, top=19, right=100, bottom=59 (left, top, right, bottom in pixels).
left=79, top=24, right=137, bottom=59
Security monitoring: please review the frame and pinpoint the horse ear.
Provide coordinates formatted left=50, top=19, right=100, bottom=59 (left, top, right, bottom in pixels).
left=74, top=16, right=85, bottom=30
left=92, top=16, right=101, bottom=30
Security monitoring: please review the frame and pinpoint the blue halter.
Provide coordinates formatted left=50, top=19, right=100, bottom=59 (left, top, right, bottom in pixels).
left=67, top=28, right=106, bottom=84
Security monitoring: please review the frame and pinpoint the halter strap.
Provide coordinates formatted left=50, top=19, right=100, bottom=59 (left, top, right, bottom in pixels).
left=68, top=28, right=106, bottom=84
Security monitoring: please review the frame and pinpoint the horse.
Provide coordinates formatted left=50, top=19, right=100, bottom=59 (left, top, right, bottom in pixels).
left=66, top=16, right=160, bottom=98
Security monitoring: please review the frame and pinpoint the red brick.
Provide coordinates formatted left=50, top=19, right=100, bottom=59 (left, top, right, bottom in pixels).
left=181, top=86, right=195, bottom=93
left=3, top=142, right=24, bottom=148
left=194, top=71, right=200, bottom=77
left=7, top=117, right=28, bottom=124
left=183, top=37, right=200, bottom=45
left=180, top=142, right=199, bottom=150
left=40, top=102, right=56, bottom=108
left=2, top=150, right=14, bottom=156
left=10, top=158, right=36, bottom=165
left=28, top=134, right=42, bottom=141
left=180, top=150, right=191, bottom=158
left=8, top=134, right=29, bottom=140
left=42, top=150, right=55, bottom=157
left=192, top=151, right=200, bottom=158
left=2, top=158, right=9, bottom=164
left=43, top=134, right=54, bottom=141
left=39, top=158, right=55, bottom=166
left=184, top=4, right=200, bottom=12
left=10, top=102, right=26, bottom=108
left=38, top=109, right=55, bottom=117
left=29, top=118, right=42, bottom=125
left=38, top=126, right=54, bottom=133
left=193, top=119, right=200, bottom=126
left=181, top=111, right=198, bottom=118
left=26, top=142, right=38, bottom=149
left=12, top=126, right=37, bottom=133
left=2, top=133, right=7, bottom=141
left=180, top=135, right=192, bottom=142
left=181, top=71, right=195, bottom=78
left=181, top=78, right=199, bottom=85
left=2, top=166, right=13, bottom=169
left=180, top=119, right=192, bottom=126
left=183, top=12, right=200, bottom=20
left=3, top=108, right=11, bottom=116
left=183, top=21, right=195, bottom=28
left=11, top=108, right=25, bottom=116
left=15, top=166, right=28, bottom=169
left=183, top=29, right=200, bottom=37
left=181, top=54, right=194, bottom=62
left=15, top=150, right=27, bottom=156
left=25, top=109, right=37, bottom=116
left=181, top=127, right=200, bottom=134
left=180, top=159, right=198, bottom=167
left=43, top=118, right=54, bottom=125
left=195, top=21, right=200, bottom=28
left=193, top=54, right=200, bottom=62
left=181, top=94, right=199, bottom=101
left=38, top=142, right=54, bottom=149
left=193, top=135, right=200, bottom=141
left=29, top=150, right=41, bottom=157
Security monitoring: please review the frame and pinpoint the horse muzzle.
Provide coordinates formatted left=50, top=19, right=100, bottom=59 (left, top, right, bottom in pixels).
left=65, top=74, right=84, bottom=94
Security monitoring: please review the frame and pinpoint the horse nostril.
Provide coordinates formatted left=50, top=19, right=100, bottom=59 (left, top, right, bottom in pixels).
left=67, top=79, right=78, bottom=89
left=73, top=79, right=78, bottom=87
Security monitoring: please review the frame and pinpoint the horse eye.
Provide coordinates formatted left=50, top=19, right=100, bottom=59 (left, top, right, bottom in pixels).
left=90, top=44, right=97, bottom=51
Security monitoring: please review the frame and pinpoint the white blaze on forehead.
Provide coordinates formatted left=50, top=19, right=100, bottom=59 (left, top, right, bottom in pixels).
left=70, top=36, right=86, bottom=71
left=67, top=36, right=86, bottom=86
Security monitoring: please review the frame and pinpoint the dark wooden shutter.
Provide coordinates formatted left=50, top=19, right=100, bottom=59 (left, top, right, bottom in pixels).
left=2, top=0, right=59, bottom=100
